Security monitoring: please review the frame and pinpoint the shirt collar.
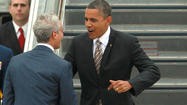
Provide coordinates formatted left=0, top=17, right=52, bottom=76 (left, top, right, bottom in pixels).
left=36, top=43, right=55, bottom=52
left=12, top=21, right=28, bottom=37
left=94, top=26, right=111, bottom=46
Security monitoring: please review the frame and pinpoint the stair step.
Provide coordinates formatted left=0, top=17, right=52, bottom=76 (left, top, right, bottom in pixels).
left=65, top=9, right=187, bottom=25
left=64, top=25, right=187, bottom=34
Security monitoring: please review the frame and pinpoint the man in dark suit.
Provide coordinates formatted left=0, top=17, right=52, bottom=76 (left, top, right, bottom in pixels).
left=0, top=45, right=13, bottom=100
left=0, top=0, right=31, bottom=55
left=65, top=0, right=160, bottom=105
left=3, top=13, right=77, bottom=105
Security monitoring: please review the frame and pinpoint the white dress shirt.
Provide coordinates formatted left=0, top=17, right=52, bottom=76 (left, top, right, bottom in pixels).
left=93, top=26, right=111, bottom=56
left=12, top=21, right=28, bottom=39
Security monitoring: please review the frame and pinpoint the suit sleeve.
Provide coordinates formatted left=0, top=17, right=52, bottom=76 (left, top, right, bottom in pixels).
left=64, top=38, right=77, bottom=76
left=128, top=37, right=161, bottom=96
left=1, top=49, right=13, bottom=91
left=59, top=62, right=77, bottom=105
left=2, top=59, right=15, bottom=105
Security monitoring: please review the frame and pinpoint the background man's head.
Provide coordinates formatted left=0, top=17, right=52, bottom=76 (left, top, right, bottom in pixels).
left=8, top=0, right=31, bottom=26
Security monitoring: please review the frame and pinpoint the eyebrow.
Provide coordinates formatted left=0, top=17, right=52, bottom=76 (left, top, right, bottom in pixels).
left=12, top=3, right=27, bottom=6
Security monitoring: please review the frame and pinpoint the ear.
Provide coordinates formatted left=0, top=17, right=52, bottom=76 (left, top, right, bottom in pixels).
left=51, top=31, right=57, bottom=39
left=106, top=16, right=112, bottom=24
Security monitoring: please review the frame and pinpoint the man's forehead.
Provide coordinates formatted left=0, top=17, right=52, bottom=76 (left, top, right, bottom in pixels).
left=11, top=0, right=28, bottom=4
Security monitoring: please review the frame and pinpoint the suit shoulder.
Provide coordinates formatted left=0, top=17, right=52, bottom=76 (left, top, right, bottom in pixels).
left=112, top=29, right=137, bottom=40
left=71, top=33, right=90, bottom=46
left=73, top=33, right=88, bottom=40
left=10, top=52, right=27, bottom=61
left=0, top=45, right=12, bottom=52
left=0, top=21, right=13, bottom=30
left=0, top=45, right=13, bottom=56
left=51, top=54, right=71, bottom=67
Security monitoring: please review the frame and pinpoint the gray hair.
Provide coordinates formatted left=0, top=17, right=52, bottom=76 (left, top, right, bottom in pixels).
left=87, top=0, right=112, bottom=18
left=9, top=0, right=31, bottom=6
left=33, top=13, right=61, bottom=43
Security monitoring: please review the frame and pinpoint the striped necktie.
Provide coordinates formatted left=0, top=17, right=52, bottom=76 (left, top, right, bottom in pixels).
left=94, top=40, right=103, bottom=74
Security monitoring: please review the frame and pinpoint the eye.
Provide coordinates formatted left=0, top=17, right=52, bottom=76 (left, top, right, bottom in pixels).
left=84, top=17, right=88, bottom=21
left=90, top=18, right=97, bottom=23
left=13, top=4, right=18, bottom=7
left=12, top=3, right=26, bottom=7
left=20, top=4, right=26, bottom=7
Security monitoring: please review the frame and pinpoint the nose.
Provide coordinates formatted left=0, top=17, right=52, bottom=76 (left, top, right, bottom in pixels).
left=17, top=5, right=22, bottom=10
left=85, top=21, right=92, bottom=28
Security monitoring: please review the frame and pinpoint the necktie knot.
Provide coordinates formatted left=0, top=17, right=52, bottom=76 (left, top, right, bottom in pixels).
left=96, top=40, right=102, bottom=46
left=19, top=27, right=24, bottom=33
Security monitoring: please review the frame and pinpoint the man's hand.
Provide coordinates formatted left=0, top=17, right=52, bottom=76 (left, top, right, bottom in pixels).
left=108, top=80, right=132, bottom=93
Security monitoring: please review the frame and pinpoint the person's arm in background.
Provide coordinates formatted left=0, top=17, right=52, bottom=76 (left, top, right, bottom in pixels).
left=0, top=46, right=13, bottom=102
left=0, top=61, right=3, bottom=100
left=1, top=48, right=13, bottom=92
left=2, top=58, right=15, bottom=105
left=64, top=37, right=77, bottom=76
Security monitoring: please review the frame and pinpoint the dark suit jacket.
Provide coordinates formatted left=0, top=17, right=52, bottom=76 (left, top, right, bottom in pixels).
left=3, top=45, right=77, bottom=105
left=65, top=28, right=160, bottom=105
left=0, top=45, right=13, bottom=91
left=0, top=21, right=22, bottom=55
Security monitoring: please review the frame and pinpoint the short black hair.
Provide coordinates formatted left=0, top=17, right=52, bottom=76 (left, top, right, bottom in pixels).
left=87, top=0, right=112, bottom=18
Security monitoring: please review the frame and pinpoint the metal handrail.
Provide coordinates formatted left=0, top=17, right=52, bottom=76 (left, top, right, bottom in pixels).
left=24, top=0, right=67, bottom=56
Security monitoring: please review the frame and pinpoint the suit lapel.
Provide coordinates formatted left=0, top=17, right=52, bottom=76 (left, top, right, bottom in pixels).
left=83, top=31, right=116, bottom=79
left=83, top=35, right=101, bottom=83
left=100, top=29, right=116, bottom=73
left=87, top=38, right=95, bottom=65
left=7, top=22, right=22, bottom=54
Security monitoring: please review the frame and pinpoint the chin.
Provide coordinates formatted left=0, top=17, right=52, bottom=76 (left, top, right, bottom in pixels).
left=88, top=34, right=96, bottom=39
left=53, top=46, right=59, bottom=49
